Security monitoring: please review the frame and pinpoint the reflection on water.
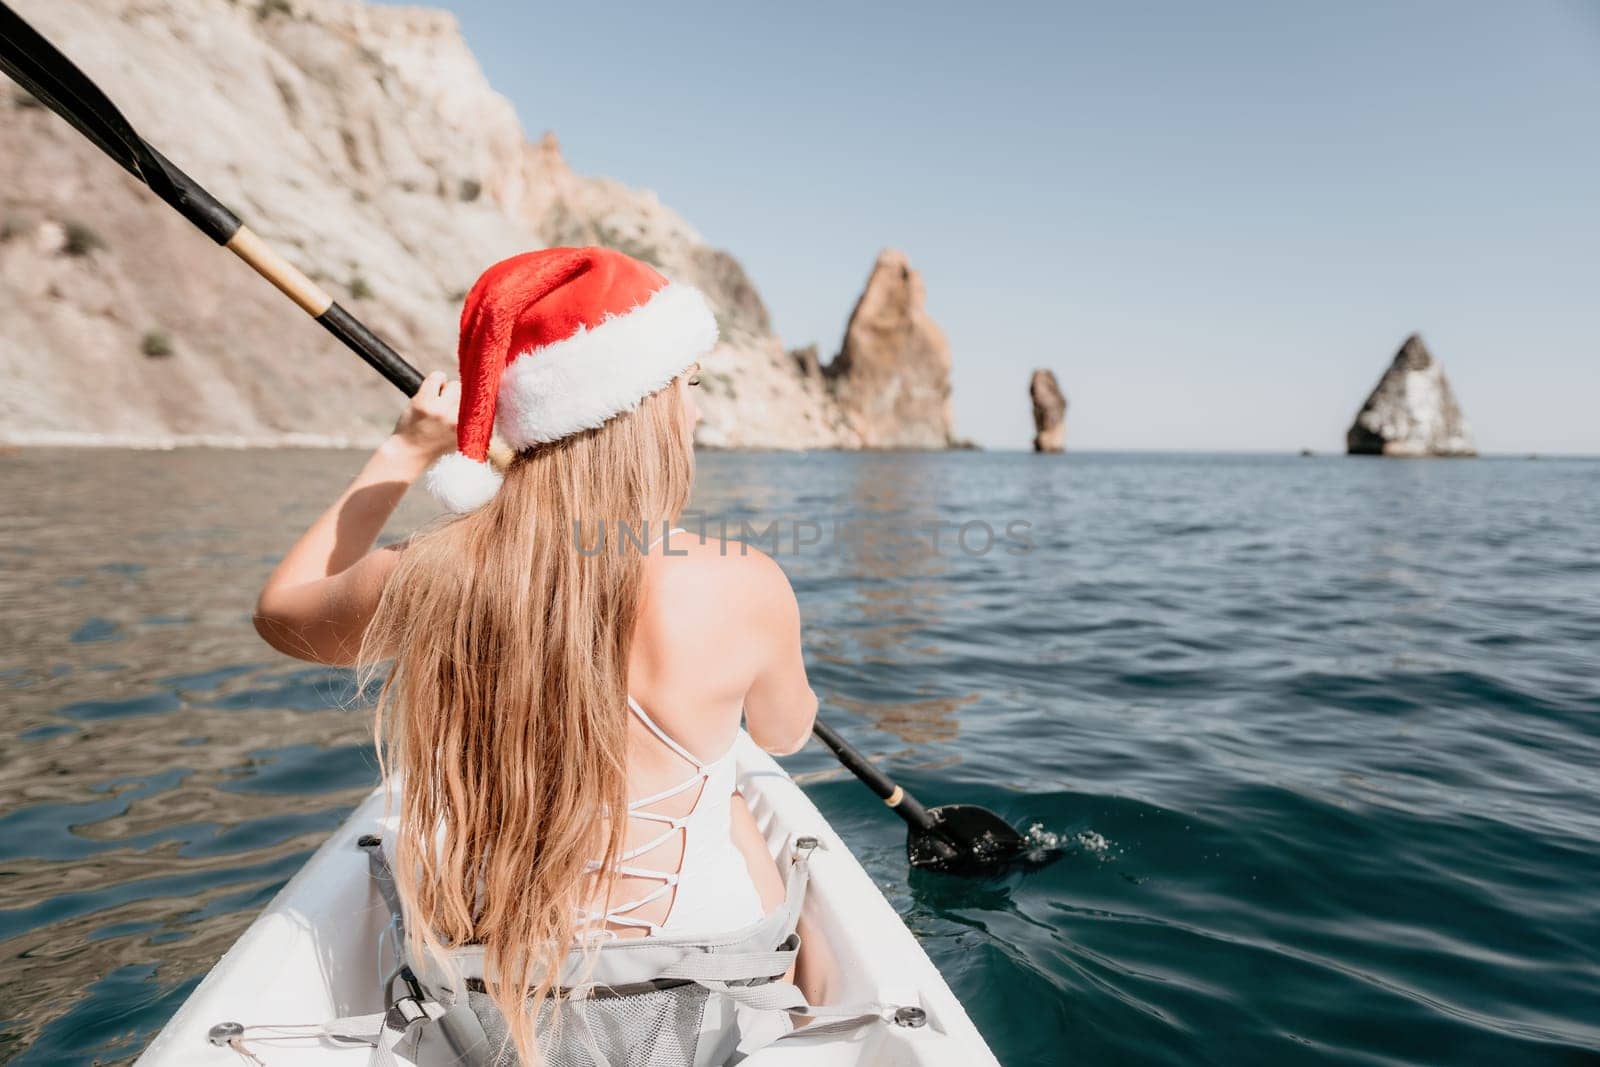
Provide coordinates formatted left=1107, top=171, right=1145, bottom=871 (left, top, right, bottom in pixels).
left=688, top=451, right=988, bottom=744
left=3, top=448, right=1600, bottom=1065
left=825, top=454, right=967, bottom=743
left=0, top=449, right=394, bottom=1064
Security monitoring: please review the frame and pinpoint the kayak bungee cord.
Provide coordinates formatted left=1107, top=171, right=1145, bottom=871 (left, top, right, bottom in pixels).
left=0, top=0, right=1043, bottom=874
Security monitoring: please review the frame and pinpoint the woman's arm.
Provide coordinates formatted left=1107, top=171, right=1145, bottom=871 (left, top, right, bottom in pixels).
left=742, top=554, right=819, bottom=755
left=253, top=372, right=459, bottom=666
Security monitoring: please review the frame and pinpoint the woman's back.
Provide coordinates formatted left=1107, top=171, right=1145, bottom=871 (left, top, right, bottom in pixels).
left=593, top=529, right=818, bottom=938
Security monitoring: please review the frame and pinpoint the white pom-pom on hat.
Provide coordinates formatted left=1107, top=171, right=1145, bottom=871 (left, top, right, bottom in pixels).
left=426, top=451, right=504, bottom=514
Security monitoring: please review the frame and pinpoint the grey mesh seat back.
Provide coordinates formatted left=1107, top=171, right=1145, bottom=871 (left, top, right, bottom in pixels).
left=376, top=836, right=820, bottom=1066
left=435, top=903, right=802, bottom=1066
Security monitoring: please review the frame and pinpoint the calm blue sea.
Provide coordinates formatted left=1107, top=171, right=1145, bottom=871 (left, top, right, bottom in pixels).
left=1, top=449, right=1597, bottom=1064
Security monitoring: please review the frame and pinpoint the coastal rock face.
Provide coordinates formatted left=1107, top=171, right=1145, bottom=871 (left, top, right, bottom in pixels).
left=1029, top=369, right=1067, bottom=453
left=1346, top=335, right=1476, bottom=457
left=824, top=250, right=955, bottom=448
left=0, top=0, right=880, bottom=449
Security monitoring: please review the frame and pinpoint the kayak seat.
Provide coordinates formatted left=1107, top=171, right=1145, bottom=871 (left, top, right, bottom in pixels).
left=354, top=833, right=893, bottom=1066
left=199, top=828, right=903, bottom=1065
left=466, top=980, right=711, bottom=1065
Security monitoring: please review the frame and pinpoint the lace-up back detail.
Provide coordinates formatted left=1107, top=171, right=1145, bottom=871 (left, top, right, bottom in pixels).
left=582, top=697, right=761, bottom=940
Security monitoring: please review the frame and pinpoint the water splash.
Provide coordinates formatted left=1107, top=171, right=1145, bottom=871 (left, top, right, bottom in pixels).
left=1027, top=823, right=1114, bottom=858
left=1075, top=830, right=1110, bottom=854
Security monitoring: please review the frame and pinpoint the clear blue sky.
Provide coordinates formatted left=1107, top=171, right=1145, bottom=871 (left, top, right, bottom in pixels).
left=393, top=1, right=1600, bottom=453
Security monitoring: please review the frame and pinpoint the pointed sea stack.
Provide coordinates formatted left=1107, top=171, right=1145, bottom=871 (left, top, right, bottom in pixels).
left=1030, top=369, right=1067, bottom=453
left=824, top=250, right=956, bottom=448
left=1346, top=335, right=1476, bottom=457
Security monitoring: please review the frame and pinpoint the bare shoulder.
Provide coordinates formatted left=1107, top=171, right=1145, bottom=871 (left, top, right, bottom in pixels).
left=633, top=532, right=799, bottom=701
left=645, top=531, right=796, bottom=613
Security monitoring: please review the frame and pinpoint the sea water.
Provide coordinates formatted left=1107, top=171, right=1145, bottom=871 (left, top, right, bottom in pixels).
left=1, top=449, right=1596, bottom=1064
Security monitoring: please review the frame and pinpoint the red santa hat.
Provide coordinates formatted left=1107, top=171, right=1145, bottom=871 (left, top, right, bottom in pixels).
left=426, top=246, right=718, bottom=513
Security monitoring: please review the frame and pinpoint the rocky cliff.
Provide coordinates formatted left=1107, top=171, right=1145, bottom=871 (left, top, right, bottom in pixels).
left=823, top=249, right=956, bottom=448
left=1346, top=334, right=1475, bottom=457
left=0, top=0, right=916, bottom=449
left=1029, top=369, right=1066, bottom=453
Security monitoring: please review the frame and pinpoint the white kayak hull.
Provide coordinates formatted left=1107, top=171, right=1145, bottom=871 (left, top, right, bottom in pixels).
left=136, top=734, right=998, bottom=1066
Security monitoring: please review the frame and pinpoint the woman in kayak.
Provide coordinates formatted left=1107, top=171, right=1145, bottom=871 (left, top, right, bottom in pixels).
left=252, top=247, right=825, bottom=1062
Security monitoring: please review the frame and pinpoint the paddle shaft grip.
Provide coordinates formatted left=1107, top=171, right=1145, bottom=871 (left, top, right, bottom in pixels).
left=810, top=720, right=936, bottom=832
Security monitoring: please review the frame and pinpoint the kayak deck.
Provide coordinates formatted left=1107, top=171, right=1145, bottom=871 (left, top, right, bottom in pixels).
left=136, top=734, right=997, bottom=1065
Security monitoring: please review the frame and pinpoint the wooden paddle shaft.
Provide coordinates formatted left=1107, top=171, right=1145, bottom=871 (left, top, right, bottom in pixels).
left=810, top=720, right=936, bottom=831
left=224, top=226, right=424, bottom=396
left=225, top=226, right=331, bottom=316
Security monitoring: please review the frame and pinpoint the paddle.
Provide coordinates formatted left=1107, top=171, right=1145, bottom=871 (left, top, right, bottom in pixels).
left=812, top=720, right=1031, bottom=873
left=0, top=1, right=422, bottom=396
left=1, top=2, right=1038, bottom=876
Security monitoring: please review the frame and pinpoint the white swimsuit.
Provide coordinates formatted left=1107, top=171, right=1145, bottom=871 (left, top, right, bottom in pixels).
left=577, top=527, right=767, bottom=940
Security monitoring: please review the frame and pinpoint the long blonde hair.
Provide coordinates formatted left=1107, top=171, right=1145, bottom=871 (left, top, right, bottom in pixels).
left=360, top=381, right=695, bottom=1063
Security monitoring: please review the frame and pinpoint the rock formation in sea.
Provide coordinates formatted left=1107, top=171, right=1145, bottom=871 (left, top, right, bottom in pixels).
left=1029, top=369, right=1067, bottom=453
left=1346, top=334, right=1476, bottom=457
left=0, top=0, right=938, bottom=450
left=823, top=249, right=956, bottom=448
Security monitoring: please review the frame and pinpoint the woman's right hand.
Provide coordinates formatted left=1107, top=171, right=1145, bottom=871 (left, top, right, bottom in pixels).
left=389, top=371, right=461, bottom=462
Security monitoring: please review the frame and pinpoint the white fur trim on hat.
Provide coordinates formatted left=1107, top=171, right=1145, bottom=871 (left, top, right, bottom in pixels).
left=495, top=282, right=718, bottom=448
left=426, top=451, right=504, bottom=514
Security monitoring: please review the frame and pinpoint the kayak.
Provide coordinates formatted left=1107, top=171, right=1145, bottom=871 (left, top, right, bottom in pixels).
left=135, top=733, right=1000, bottom=1066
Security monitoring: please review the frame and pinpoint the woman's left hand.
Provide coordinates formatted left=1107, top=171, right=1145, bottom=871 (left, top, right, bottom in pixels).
left=390, top=371, right=461, bottom=461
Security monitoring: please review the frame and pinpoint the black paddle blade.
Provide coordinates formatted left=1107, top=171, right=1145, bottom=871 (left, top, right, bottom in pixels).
left=0, top=3, right=147, bottom=177
left=908, top=803, right=1042, bottom=874
left=0, top=2, right=238, bottom=242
